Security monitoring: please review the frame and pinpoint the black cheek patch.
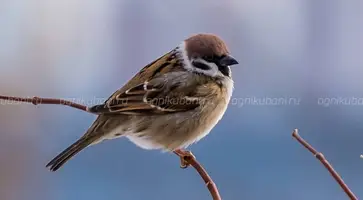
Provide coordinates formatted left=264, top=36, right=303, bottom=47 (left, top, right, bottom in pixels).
left=192, top=61, right=211, bottom=70
left=218, top=65, right=231, bottom=77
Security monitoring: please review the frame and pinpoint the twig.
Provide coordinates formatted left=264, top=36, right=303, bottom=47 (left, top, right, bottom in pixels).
left=292, top=129, right=358, bottom=200
left=174, top=149, right=221, bottom=200
left=0, top=95, right=88, bottom=112
left=0, top=94, right=221, bottom=200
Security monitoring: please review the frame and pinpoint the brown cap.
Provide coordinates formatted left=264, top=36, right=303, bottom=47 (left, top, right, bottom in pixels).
left=184, top=33, right=230, bottom=59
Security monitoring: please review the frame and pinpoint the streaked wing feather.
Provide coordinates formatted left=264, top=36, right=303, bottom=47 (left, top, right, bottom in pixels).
left=89, top=48, right=200, bottom=115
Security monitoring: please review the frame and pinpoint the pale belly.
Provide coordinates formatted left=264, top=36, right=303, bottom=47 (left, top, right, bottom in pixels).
left=126, top=97, right=230, bottom=151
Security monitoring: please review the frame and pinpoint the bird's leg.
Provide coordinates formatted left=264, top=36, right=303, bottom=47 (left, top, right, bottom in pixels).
left=174, top=149, right=196, bottom=169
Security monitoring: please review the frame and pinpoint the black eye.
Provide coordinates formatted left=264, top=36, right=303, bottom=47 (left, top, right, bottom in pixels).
left=192, top=60, right=211, bottom=70
left=202, top=55, right=215, bottom=63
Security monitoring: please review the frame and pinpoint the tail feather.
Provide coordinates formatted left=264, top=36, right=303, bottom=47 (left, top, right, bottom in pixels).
left=46, top=136, right=97, bottom=171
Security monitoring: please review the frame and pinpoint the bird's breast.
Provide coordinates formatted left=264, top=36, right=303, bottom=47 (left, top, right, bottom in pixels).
left=187, top=78, right=233, bottom=144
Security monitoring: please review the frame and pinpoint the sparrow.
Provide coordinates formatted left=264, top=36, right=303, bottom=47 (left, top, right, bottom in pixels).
left=46, top=33, right=239, bottom=171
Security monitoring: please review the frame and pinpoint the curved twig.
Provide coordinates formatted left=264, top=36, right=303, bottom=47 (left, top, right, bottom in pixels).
left=174, top=149, right=221, bottom=200
left=0, top=94, right=221, bottom=200
left=292, top=129, right=357, bottom=200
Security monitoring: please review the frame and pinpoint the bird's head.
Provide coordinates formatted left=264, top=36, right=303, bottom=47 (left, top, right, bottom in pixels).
left=178, top=33, right=238, bottom=78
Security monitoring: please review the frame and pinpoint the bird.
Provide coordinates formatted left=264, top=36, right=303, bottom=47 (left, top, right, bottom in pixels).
left=46, top=33, right=239, bottom=171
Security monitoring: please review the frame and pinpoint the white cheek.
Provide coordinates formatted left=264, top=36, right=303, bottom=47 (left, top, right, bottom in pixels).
left=187, top=58, right=224, bottom=78
left=177, top=42, right=193, bottom=71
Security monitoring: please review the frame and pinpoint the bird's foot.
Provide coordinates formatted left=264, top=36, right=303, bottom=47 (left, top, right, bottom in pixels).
left=174, top=149, right=195, bottom=169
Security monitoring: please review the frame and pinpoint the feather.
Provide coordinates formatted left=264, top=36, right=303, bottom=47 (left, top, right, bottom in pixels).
left=46, top=135, right=98, bottom=171
left=89, top=48, right=201, bottom=115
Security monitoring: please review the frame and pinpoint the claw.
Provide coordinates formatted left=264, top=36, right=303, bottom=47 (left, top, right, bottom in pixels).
left=174, top=149, right=195, bottom=169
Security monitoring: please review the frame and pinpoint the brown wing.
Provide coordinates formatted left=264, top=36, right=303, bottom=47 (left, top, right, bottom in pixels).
left=88, top=49, right=201, bottom=115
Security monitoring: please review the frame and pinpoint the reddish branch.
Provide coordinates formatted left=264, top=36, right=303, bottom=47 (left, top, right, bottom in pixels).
left=174, top=149, right=221, bottom=200
left=0, top=95, right=88, bottom=112
left=292, top=129, right=357, bottom=200
left=0, top=95, right=221, bottom=200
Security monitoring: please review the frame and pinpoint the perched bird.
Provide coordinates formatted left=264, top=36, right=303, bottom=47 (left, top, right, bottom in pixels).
left=46, top=33, right=239, bottom=171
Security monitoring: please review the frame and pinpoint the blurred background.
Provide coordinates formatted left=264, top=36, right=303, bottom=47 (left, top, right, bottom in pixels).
left=0, top=0, right=363, bottom=199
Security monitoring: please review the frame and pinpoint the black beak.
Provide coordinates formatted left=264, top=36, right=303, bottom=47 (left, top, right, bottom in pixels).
left=218, top=55, right=239, bottom=66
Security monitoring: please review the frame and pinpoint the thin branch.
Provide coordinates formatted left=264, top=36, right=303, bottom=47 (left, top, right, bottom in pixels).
left=0, top=95, right=89, bottom=112
left=0, top=94, right=221, bottom=200
left=292, top=129, right=357, bottom=200
left=174, top=149, right=221, bottom=200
